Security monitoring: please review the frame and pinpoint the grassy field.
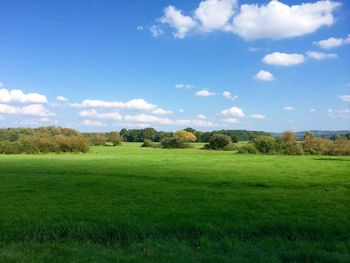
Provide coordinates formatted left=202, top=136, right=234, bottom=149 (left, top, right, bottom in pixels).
left=0, top=143, right=349, bottom=262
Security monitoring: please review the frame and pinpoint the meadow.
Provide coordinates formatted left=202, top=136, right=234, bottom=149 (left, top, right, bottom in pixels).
left=0, top=143, right=349, bottom=262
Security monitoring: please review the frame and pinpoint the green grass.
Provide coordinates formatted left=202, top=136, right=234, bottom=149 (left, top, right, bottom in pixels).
left=0, top=143, right=349, bottom=262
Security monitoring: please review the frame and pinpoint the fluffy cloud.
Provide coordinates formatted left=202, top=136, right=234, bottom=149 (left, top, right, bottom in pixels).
left=56, top=96, right=68, bottom=102
left=263, top=52, right=305, bottom=66
left=340, top=95, right=350, bottom=102
left=0, top=104, right=54, bottom=117
left=309, top=109, right=317, bottom=112
left=229, top=1, right=341, bottom=40
left=220, top=106, right=244, bottom=117
left=250, top=114, right=266, bottom=119
left=150, top=25, right=164, bottom=37
left=306, top=51, right=337, bottom=60
left=72, top=98, right=156, bottom=110
left=327, top=109, right=350, bottom=119
left=222, top=91, right=238, bottom=101
left=253, top=70, right=274, bottom=81
left=283, top=106, right=294, bottom=111
left=82, top=119, right=106, bottom=127
left=313, top=34, right=350, bottom=49
left=160, top=6, right=197, bottom=39
left=195, top=0, right=237, bottom=32
left=79, top=109, right=122, bottom=121
left=175, top=83, right=195, bottom=89
left=195, top=89, right=215, bottom=96
left=124, top=114, right=172, bottom=125
left=0, top=88, right=47, bottom=104
left=156, top=1, right=340, bottom=40
left=152, top=108, right=173, bottom=115
left=221, top=118, right=239, bottom=124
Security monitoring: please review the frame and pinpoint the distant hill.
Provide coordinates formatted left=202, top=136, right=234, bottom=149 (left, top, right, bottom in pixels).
left=271, top=130, right=350, bottom=140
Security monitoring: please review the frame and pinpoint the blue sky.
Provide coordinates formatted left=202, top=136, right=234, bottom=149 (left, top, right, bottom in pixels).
left=0, top=0, right=349, bottom=132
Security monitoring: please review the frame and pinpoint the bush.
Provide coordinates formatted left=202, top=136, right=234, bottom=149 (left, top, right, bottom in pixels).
left=0, top=141, right=23, bottom=154
left=237, top=144, right=259, bottom=154
left=54, top=135, right=90, bottom=153
left=222, top=143, right=238, bottom=151
left=325, top=139, right=350, bottom=156
left=141, top=139, right=155, bottom=147
left=206, top=134, right=232, bottom=150
left=161, top=137, right=183, bottom=148
left=253, top=135, right=278, bottom=154
left=108, top=132, right=122, bottom=146
left=280, top=131, right=303, bottom=155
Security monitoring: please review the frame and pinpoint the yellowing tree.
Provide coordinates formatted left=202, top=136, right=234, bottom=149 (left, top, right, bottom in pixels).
left=175, top=130, right=197, bottom=142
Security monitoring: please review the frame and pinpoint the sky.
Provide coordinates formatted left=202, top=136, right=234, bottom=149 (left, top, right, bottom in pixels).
left=0, top=0, right=349, bottom=132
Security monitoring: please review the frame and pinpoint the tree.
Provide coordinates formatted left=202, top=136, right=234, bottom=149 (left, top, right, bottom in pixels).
left=175, top=130, right=197, bottom=142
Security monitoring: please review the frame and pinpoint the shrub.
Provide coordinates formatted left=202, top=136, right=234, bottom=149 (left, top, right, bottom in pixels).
left=108, top=132, right=122, bottom=146
left=237, top=144, right=259, bottom=154
left=206, top=134, right=232, bottom=150
left=161, top=137, right=184, bottom=148
left=91, top=134, right=108, bottom=146
left=54, top=135, right=90, bottom=153
left=302, top=137, right=330, bottom=155
left=223, top=143, right=238, bottom=151
left=253, top=135, right=277, bottom=154
left=0, top=141, right=23, bottom=154
left=280, top=131, right=303, bottom=155
left=141, top=139, right=155, bottom=147
left=325, top=139, right=350, bottom=156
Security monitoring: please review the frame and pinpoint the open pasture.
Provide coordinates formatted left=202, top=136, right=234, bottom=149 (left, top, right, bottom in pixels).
left=0, top=143, right=349, bottom=262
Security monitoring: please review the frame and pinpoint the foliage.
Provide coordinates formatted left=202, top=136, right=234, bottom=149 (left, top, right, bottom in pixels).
left=253, top=135, right=278, bottom=154
left=108, top=132, right=123, bottom=146
left=141, top=139, right=155, bottom=147
left=0, top=127, right=89, bottom=154
left=237, top=144, right=259, bottom=154
left=175, top=130, right=197, bottom=142
left=280, top=131, right=303, bottom=155
left=206, top=134, right=232, bottom=150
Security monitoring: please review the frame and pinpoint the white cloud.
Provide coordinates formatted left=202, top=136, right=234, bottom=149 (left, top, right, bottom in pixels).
left=0, top=104, right=54, bottom=117
left=221, top=118, right=239, bottom=124
left=195, top=89, right=215, bottom=97
left=160, top=6, right=197, bottom=39
left=220, top=106, right=244, bottom=117
left=56, top=96, right=68, bottom=102
left=197, top=114, right=207, bottom=120
left=136, top=26, right=144, bottom=31
left=327, top=109, right=350, bottom=119
left=229, top=0, right=341, bottom=40
left=124, top=114, right=172, bottom=125
left=0, top=88, right=47, bottom=104
left=178, top=109, right=184, bottom=113
left=72, top=98, right=156, bottom=110
left=253, top=70, right=274, bottom=81
left=340, top=95, right=350, bottom=102
left=195, top=0, right=237, bottom=32
left=283, top=106, right=294, bottom=111
left=150, top=25, right=164, bottom=37
left=79, top=109, right=122, bottom=121
left=152, top=108, right=173, bottom=115
left=313, top=34, right=350, bottom=49
left=155, top=1, right=340, bottom=41
left=250, top=114, right=266, bottom=119
left=175, top=83, right=195, bottom=89
left=309, top=109, right=317, bottom=112
left=82, top=119, right=106, bottom=127
left=222, top=91, right=238, bottom=101
left=263, top=52, right=305, bottom=66
left=306, top=51, right=337, bottom=60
